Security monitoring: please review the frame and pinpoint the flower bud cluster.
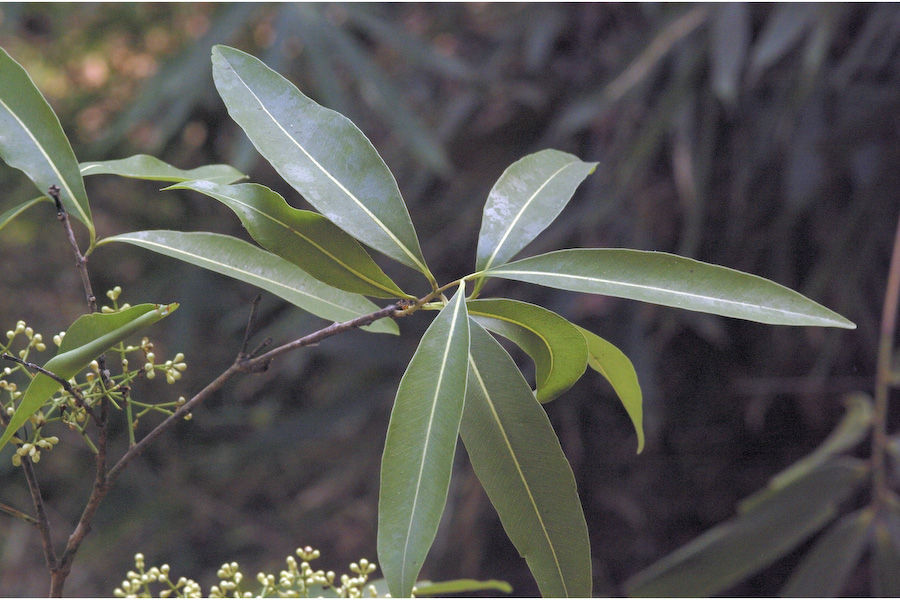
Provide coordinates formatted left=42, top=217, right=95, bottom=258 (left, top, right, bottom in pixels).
left=114, top=553, right=201, bottom=598
left=10, top=435, right=59, bottom=467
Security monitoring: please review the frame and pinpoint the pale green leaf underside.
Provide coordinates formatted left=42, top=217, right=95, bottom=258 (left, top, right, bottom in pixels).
left=0, top=303, right=177, bottom=452
left=99, top=231, right=397, bottom=335
left=625, top=458, right=868, bottom=597
left=484, top=249, right=856, bottom=328
left=476, top=149, right=597, bottom=273
left=467, top=298, right=587, bottom=403
left=577, top=326, right=644, bottom=453
left=211, top=45, right=430, bottom=278
left=378, top=287, right=469, bottom=598
left=168, top=180, right=409, bottom=299
left=0, top=48, right=92, bottom=241
left=461, top=321, right=592, bottom=598
left=80, top=154, right=246, bottom=184
left=0, top=196, right=49, bottom=233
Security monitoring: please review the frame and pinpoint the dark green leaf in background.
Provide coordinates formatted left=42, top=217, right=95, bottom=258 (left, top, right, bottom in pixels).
left=467, top=298, right=587, bottom=403
left=211, top=45, right=432, bottom=280
left=484, top=248, right=857, bottom=328
left=577, top=326, right=644, bottom=453
left=461, top=321, right=592, bottom=598
left=167, top=180, right=410, bottom=299
left=99, top=231, right=397, bottom=335
left=80, top=154, right=246, bottom=184
left=0, top=196, right=49, bottom=234
left=0, top=47, right=93, bottom=242
left=378, top=287, right=469, bottom=597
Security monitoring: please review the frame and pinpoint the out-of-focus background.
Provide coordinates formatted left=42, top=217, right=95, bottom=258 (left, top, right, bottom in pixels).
left=0, top=3, right=897, bottom=596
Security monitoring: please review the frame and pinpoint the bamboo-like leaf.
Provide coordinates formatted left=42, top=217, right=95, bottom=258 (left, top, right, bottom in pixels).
left=467, top=299, right=587, bottom=403
left=461, top=321, right=592, bottom=598
left=0, top=48, right=93, bottom=242
left=0, top=304, right=177, bottom=451
left=475, top=150, right=597, bottom=274
left=0, top=196, right=49, bottom=233
left=873, top=503, right=900, bottom=597
left=211, top=45, right=432, bottom=279
left=484, top=249, right=856, bottom=328
left=625, top=458, right=868, bottom=597
left=80, top=154, right=246, bottom=184
left=412, top=578, right=513, bottom=596
left=577, top=326, right=644, bottom=453
left=99, top=231, right=397, bottom=335
left=168, top=180, right=409, bottom=299
left=781, top=508, right=873, bottom=597
left=378, top=287, right=469, bottom=598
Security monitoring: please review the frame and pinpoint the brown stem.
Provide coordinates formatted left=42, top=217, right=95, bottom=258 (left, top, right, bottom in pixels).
left=872, top=213, right=900, bottom=509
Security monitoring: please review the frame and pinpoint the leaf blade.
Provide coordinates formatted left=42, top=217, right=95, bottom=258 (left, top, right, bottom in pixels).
left=484, top=249, right=856, bottom=328
left=80, top=154, right=246, bottom=184
left=167, top=180, right=409, bottom=299
left=467, top=298, right=587, bottom=402
left=378, top=287, right=470, bottom=597
left=0, top=196, right=49, bottom=233
left=99, top=231, right=397, bottom=335
left=211, top=45, right=431, bottom=277
left=461, top=321, right=592, bottom=597
left=0, top=48, right=92, bottom=241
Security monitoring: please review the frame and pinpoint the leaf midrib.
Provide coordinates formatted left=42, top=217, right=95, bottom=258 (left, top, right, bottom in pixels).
left=220, top=53, right=428, bottom=274
left=468, top=308, right=554, bottom=387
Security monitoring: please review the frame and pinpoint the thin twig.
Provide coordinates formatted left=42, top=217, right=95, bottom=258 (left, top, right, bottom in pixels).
left=872, top=213, right=900, bottom=509
left=0, top=501, right=38, bottom=525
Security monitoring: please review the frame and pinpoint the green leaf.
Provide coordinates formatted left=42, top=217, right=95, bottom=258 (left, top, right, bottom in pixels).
left=467, top=298, right=587, bottom=403
left=211, top=45, right=432, bottom=279
left=872, top=502, right=900, bottom=597
left=483, top=249, right=857, bottom=328
left=0, top=48, right=93, bottom=242
left=80, top=154, right=246, bottom=184
left=475, top=150, right=597, bottom=273
left=98, top=231, right=397, bottom=335
left=412, top=578, right=513, bottom=596
left=780, top=508, right=874, bottom=597
left=625, top=458, right=868, bottom=597
left=167, top=180, right=410, bottom=299
left=0, top=304, right=177, bottom=452
left=378, top=287, right=469, bottom=598
left=577, top=326, right=644, bottom=453
left=461, top=321, right=592, bottom=598
left=0, top=196, right=49, bottom=233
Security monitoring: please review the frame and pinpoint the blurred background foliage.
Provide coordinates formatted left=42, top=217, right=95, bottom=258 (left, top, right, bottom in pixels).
left=0, top=3, right=897, bottom=596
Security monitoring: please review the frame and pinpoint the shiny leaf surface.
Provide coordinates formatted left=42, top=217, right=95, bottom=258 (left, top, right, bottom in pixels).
left=80, top=154, right=246, bottom=184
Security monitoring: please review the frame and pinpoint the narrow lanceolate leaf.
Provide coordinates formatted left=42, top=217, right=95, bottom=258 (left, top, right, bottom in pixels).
left=168, top=180, right=409, bottom=299
left=484, top=249, right=857, bottom=328
left=412, top=579, right=513, bottom=596
left=211, top=45, right=432, bottom=279
left=378, top=287, right=469, bottom=598
left=0, top=48, right=92, bottom=242
left=475, top=150, right=597, bottom=273
left=625, top=458, right=868, bottom=597
left=0, top=304, right=178, bottom=451
left=781, top=508, right=874, bottom=597
left=577, top=326, right=644, bottom=453
left=80, top=154, right=246, bottom=184
left=467, top=299, right=587, bottom=403
left=99, top=231, right=397, bottom=335
left=0, top=196, right=49, bottom=233
left=461, top=322, right=591, bottom=598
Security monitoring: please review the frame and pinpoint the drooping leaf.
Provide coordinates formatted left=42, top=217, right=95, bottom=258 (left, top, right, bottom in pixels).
left=625, top=458, right=868, bottom=597
left=80, top=154, right=246, bottom=184
left=0, top=196, right=49, bottom=233
left=577, top=326, right=644, bottom=453
left=167, top=180, right=410, bottom=299
left=467, top=298, right=587, bottom=402
left=378, top=287, right=469, bottom=597
left=483, top=248, right=856, bottom=328
left=99, top=231, right=397, bottom=335
left=872, top=503, right=900, bottom=597
left=211, top=45, right=432, bottom=279
left=475, top=150, right=597, bottom=274
left=0, top=304, right=178, bottom=451
left=412, top=578, right=513, bottom=596
left=461, top=321, right=592, bottom=598
left=0, top=47, right=93, bottom=242
left=780, top=508, right=873, bottom=597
